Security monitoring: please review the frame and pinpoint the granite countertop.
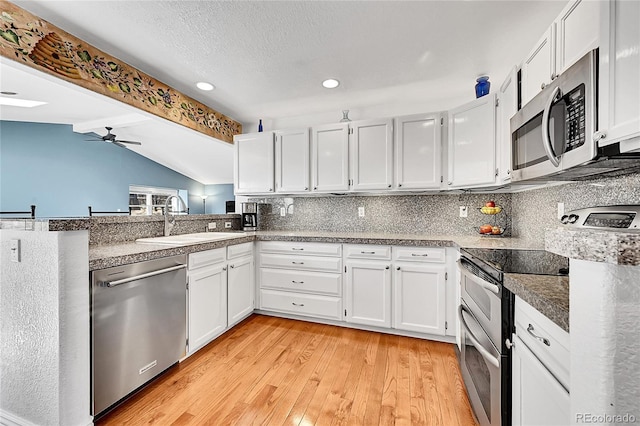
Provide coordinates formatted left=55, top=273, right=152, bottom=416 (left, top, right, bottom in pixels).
left=546, top=227, right=640, bottom=266
left=504, top=273, right=570, bottom=332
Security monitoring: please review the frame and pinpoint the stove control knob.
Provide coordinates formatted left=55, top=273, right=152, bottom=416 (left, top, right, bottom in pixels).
left=560, top=214, right=570, bottom=224
left=567, top=214, right=579, bottom=224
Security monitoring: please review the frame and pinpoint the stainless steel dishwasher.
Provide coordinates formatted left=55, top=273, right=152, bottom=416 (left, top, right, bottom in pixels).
left=91, top=254, right=187, bottom=416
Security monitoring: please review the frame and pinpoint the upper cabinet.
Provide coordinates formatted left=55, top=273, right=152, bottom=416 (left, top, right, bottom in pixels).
left=311, top=123, right=350, bottom=192
left=275, top=128, right=310, bottom=193
left=395, top=113, right=444, bottom=190
left=234, top=132, right=275, bottom=195
left=496, top=68, right=518, bottom=184
left=597, top=0, right=640, bottom=148
left=349, top=118, right=393, bottom=191
left=521, top=0, right=600, bottom=106
left=447, top=94, right=497, bottom=188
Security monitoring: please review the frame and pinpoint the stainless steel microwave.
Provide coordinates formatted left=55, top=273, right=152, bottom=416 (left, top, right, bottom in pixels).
left=511, top=49, right=640, bottom=182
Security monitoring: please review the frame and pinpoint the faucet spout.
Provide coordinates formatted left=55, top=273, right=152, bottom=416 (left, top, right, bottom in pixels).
left=164, top=195, right=187, bottom=236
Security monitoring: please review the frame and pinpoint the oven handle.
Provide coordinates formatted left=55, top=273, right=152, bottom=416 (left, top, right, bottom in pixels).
left=458, top=304, right=500, bottom=368
left=542, top=86, right=563, bottom=168
left=457, top=259, right=499, bottom=295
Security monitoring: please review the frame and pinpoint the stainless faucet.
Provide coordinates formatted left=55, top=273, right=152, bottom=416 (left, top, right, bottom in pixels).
left=164, top=195, right=187, bottom=236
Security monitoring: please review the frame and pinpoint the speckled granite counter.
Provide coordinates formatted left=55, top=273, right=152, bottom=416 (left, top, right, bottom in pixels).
left=504, top=274, right=569, bottom=332
left=546, top=227, right=640, bottom=266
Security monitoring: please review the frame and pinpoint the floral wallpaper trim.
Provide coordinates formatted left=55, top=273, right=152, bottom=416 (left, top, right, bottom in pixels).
left=0, top=1, right=242, bottom=143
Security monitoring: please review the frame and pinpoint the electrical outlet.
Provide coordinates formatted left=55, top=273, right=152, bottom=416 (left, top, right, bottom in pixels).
left=358, top=206, right=365, bottom=217
left=557, top=202, right=565, bottom=219
left=10, top=239, right=20, bottom=263
left=208, top=222, right=216, bottom=230
left=280, top=207, right=286, bottom=217
left=224, top=222, right=232, bottom=229
left=459, top=206, right=468, bottom=218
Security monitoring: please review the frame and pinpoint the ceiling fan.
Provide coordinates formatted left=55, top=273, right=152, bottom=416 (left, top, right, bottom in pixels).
left=86, top=127, right=142, bottom=148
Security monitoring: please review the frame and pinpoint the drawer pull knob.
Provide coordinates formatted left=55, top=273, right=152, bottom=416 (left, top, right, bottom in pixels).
left=292, top=248, right=304, bottom=251
left=412, top=253, right=429, bottom=257
left=527, top=324, right=550, bottom=346
left=292, top=261, right=305, bottom=265
left=292, top=280, right=304, bottom=284
left=397, top=267, right=401, bottom=270
left=292, top=302, right=305, bottom=307
left=361, top=251, right=376, bottom=254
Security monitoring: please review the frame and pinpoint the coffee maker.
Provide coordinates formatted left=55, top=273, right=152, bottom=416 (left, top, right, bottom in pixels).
left=241, top=202, right=258, bottom=231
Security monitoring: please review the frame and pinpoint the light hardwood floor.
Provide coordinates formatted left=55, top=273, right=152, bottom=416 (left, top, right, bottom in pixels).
left=97, top=315, right=477, bottom=426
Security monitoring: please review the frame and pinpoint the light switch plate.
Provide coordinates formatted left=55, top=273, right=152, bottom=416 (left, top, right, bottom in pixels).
left=358, top=207, right=365, bottom=217
left=557, top=202, right=565, bottom=219
left=459, top=206, right=468, bottom=218
left=280, top=207, right=286, bottom=217
left=10, top=239, right=20, bottom=262
left=224, top=222, right=232, bottom=229
left=208, top=222, right=216, bottom=230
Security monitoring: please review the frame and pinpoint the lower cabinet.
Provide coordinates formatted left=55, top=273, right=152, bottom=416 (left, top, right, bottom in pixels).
left=227, top=254, right=254, bottom=327
left=344, top=260, right=392, bottom=328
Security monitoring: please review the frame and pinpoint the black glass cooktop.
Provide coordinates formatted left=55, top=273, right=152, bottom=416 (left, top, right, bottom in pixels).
left=461, top=248, right=569, bottom=278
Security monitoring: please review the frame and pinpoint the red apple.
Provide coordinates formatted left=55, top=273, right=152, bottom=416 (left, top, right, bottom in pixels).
left=480, top=225, right=493, bottom=234
left=485, top=201, right=496, bottom=208
left=491, top=226, right=501, bottom=235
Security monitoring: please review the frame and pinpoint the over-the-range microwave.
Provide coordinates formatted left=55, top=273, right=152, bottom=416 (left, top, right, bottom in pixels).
left=510, top=49, right=640, bottom=182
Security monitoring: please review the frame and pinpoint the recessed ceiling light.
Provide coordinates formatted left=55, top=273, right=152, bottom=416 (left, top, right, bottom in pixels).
left=322, top=79, right=340, bottom=89
left=0, top=96, right=47, bottom=108
left=196, top=82, right=215, bottom=91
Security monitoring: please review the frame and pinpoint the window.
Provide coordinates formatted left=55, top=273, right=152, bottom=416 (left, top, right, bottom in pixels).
left=129, top=185, right=180, bottom=216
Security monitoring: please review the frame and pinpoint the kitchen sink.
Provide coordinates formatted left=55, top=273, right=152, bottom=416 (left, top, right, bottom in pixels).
left=135, top=232, right=247, bottom=246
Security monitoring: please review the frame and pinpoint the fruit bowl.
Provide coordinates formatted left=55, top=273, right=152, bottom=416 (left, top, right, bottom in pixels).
left=478, top=226, right=505, bottom=236
left=479, top=206, right=503, bottom=215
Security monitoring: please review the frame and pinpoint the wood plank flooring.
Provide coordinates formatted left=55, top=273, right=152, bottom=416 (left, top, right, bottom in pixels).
left=97, top=315, right=477, bottom=426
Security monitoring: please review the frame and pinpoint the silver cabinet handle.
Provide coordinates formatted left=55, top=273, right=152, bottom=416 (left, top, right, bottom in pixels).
left=385, top=266, right=390, bottom=269
left=527, top=324, right=550, bottom=346
left=292, top=261, right=304, bottom=265
left=292, top=248, right=304, bottom=251
left=411, top=253, right=428, bottom=257
left=304, top=187, right=309, bottom=190
left=542, top=86, right=562, bottom=167
left=292, top=302, right=304, bottom=307
left=360, top=251, right=376, bottom=254
left=230, top=264, right=235, bottom=269
left=541, top=82, right=546, bottom=90
left=593, top=131, right=607, bottom=142
left=291, top=280, right=304, bottom=284
left=398, top=183, right=402, bottom=187
left=222, top=266, right=227, bottom=271
left=102, top=264, right=186, bottom=287
left=396, top=266, right=400, bottom=270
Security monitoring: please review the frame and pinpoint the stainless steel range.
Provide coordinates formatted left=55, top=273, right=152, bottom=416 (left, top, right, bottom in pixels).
left=457, top=248, right=569, bottom=426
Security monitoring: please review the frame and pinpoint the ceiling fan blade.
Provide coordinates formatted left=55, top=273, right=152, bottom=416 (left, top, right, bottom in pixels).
left=112, top=141, right=127, bottom=148
left=115, top=140, right=142, bottom=145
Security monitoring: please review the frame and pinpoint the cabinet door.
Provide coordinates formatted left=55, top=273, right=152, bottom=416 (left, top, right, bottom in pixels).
left=447, top=94, right=497, bottom=188
left=234, top=132, right=275, bottom=194
left=521, top=26, right=556, bottom=106
left=311, top=123, right=349, bottom=192
left=345, top=261, right=391, bottom=328
left=556, top=0, right=600, bottom=74
left=350, top=119, right=393, bottom=190
left=512, top=336, right=570, bottom=426
left=188, top=263, right=228, bottom=353
left=598, top=0, right=640, bottom=147
left=227, top=255, right=254, bottom=327
left=496, top=67, right=518, bottom=183
left=395, top=113, right=443, bottom=189
left=275, top=128, right=310, bottom=193
left=393, top=263, right=446, bottom=335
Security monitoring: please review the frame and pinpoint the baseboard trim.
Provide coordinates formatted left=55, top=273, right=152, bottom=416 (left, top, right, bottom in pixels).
left=0, top=410, right=37, bottom=426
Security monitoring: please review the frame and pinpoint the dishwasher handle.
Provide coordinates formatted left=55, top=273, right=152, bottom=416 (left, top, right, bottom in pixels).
left=102, top=264, right=187, bottom=287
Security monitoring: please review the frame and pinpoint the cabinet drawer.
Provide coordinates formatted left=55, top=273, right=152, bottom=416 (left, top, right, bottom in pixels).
left=259, top=253, right=342, bottom=273
left=260, top=268, right=341, bottom=296
left=393, top=246, right=445, bottom=263
left=259, top=241, right=341, bottom=257
left=344, top=244, right=391, bottom=260
left=260, top=289, right=342, bottom=320
left=515, top=297, right=570, bottom=390
left=189, top=248, right=225, bottom=270
left=227, top=242, right=253, bottom=259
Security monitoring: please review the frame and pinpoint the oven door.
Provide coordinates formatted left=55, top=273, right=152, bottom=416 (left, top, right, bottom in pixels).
left=459, top=302, right=503, bottom=426
left=458, top=259, right=503, bottom=347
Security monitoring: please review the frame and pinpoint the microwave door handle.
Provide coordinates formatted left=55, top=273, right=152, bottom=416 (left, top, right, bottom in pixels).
left=542, top=86, right=562, bottom=167
left=458, top=305, right=500, bottom=368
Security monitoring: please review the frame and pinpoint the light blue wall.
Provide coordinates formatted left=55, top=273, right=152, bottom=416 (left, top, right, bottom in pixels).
left=0, top=121, right=208, bottom=217
left=203, top=183, right=235, bottom=214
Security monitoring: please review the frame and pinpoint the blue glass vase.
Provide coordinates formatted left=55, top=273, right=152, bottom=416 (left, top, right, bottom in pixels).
left=475, top=76, right=491, bottom=98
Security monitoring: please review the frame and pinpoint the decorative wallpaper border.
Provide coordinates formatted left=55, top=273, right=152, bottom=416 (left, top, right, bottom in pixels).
left=0, top=1, right=241, bottom=143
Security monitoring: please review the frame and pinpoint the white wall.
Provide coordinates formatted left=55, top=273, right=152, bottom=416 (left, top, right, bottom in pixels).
left=0, top=227, right=91, bottom=426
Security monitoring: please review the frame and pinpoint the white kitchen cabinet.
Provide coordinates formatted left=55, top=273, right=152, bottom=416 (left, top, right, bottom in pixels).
left=345, top=260, right=392, bottom=328
left=395, top=113, right=444, bottom=190
left=521, top=0, right=600, bottom=106
left=598, top=0, right=640, bottom=148
left=311, top=123, right=349, bottom=192
left=275, top=128, right=310, bottom=193
left=349, top=118, right=393, bottom=190
left=447, top=94, right=497, bottom=188
left=234, top=132, right=275, bottom=194
left=188, top=258, right=228, bottom=353
left=393, top=262, right=446, bottom=335
left=496, top=67, right=518, bottom=183
left=227, top=254, right=254, bottom=327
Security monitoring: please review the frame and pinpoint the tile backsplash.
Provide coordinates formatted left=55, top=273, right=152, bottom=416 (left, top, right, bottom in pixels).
left=252, top=172, right=640, bottom=246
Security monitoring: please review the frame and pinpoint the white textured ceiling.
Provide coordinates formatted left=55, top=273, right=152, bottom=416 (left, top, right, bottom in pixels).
left=2, top=0, right=567, bottom=182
